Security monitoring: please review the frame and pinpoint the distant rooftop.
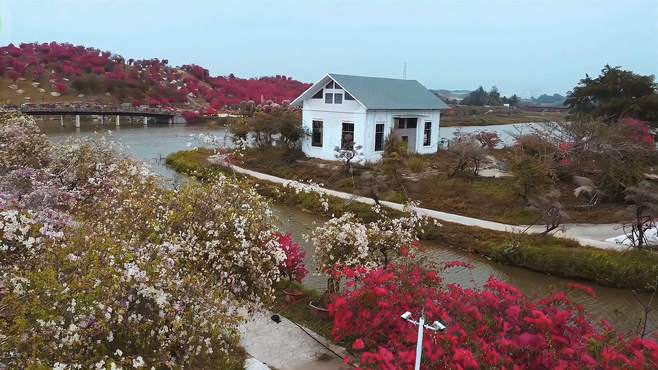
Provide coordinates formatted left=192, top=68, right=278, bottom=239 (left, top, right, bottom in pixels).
left=293, top=73, right=449, bottom=110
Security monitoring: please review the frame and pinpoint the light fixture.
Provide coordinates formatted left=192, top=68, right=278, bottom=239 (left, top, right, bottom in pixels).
left=401, top=309, right=446, bottom=370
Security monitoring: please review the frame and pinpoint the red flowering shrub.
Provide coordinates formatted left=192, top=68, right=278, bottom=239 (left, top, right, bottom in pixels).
left=274, top=232, right=308, bottom=284
left=330, top=263, right=658, bottom=369
left=54, top=81, right=68, bottom=94
left=0, top=42, right=310, bottom=109
left=182, top=110, right=201, bottom=123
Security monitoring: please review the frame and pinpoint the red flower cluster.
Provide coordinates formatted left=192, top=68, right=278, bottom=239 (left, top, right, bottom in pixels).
left=0, top=42, right=310, bottom=111
left=274, top=232, right=308, bottom=283
left=330, top=263, right=658, bottom=369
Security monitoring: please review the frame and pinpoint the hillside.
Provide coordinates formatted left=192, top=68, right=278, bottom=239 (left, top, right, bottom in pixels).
left=0, top=42, right=310, bottom=114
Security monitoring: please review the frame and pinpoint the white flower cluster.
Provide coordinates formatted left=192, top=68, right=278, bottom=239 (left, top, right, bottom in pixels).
left=283, top=179, right=330, bottom=212
left=0, top=209, right=40, bottom=253
left=311, top=203, right=431, bottom=273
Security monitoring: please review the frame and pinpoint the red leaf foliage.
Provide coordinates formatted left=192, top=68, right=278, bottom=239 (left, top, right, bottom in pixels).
left=0, top=42, right=310, bottom=112
left=330, top=263, right=658, bottom=369
left=274, top=232, right=308, bottom=283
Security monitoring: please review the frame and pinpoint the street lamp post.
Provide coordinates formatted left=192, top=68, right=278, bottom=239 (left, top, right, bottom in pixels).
left=401, top=310, right=446, bottom=370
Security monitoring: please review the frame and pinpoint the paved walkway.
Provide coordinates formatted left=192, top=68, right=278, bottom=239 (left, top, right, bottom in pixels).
left=224, top=163, right=626, bottom=251
left=239, top=310, right=349, bottom=370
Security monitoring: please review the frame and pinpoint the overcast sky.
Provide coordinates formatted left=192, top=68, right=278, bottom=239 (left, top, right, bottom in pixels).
left=1, top=0, right=657, bottom=97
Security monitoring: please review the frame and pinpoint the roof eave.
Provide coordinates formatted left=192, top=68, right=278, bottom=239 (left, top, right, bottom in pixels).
left=290, top=74, right=331, bottom=107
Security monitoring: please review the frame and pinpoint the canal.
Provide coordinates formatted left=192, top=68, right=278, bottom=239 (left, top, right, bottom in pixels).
left=41, top=119, right=657, bottom=336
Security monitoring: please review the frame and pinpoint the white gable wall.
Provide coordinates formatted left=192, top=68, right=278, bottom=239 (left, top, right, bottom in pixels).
left=301, top=93, right=367, bottom=161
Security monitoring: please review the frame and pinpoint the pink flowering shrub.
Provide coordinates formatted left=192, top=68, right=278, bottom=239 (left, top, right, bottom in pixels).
left=330, top=263, right=658, bottom=369
left=274, top=232, right=308, bottom=284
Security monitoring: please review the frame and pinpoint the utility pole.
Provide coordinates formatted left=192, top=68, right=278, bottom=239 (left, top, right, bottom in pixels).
left=403, top=61, right=407, bottom=80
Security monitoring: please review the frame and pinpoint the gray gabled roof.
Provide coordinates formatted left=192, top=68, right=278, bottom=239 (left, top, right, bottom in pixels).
left=292, top=73, right=449, bottom=110
left=329, top=73, right=448, bottom=110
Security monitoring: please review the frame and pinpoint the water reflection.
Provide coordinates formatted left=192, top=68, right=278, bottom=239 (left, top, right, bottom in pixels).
left=40, top=119, right=230, bottom=179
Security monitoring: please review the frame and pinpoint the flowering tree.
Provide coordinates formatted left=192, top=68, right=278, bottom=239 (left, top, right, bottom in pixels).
left=334, top=144, right=364, bottom=177
left=330, top=263, right=658, bottom=369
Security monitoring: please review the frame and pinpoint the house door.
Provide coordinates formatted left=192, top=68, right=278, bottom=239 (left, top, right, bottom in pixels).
left=394, top=117, right=417, bottom=153
left=401, top=135, right=409, bottom=151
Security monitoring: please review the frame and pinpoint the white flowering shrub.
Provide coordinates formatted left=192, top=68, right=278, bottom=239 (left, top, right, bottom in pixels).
left=312, top=212, right=372, bottom=274
left=0, top=113, right=284, bottom=368
left=0, top=111, right=51, bottom=173
left=165, top=177, right=284, bottom=305
left=282, top=179, right=330, bottom=212
left=0, top=209, right=46, bottom=267
left=311, top=203, right=430, bottom=275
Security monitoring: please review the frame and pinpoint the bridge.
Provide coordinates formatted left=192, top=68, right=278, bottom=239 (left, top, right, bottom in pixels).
left=8, top=104, right=185, bottom=127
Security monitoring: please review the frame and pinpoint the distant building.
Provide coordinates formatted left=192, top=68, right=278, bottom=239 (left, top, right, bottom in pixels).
left=291, top=73, right=448, bottom=162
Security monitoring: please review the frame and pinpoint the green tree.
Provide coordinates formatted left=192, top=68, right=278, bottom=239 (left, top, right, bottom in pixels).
left=486, top=86, right=501, bottom=105
left=462, top=86, right=487, bottom=106
left=565, top=65, right=658, bottom=125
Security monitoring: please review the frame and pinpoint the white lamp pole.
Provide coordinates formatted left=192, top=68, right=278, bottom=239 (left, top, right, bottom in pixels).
left=401, top=310, right=446, bottom=370
left=414, top=313, right=425, bottom=370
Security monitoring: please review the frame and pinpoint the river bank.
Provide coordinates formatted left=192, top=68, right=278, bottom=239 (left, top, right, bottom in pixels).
left=166, top=149, right=658, bottom=292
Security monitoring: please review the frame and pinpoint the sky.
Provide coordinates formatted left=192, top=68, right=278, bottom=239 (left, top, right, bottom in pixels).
left=1, top=0, right=657, bottom=97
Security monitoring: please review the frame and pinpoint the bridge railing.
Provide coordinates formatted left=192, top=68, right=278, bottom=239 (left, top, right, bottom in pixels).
left=3, top=104, right=178, bottom=116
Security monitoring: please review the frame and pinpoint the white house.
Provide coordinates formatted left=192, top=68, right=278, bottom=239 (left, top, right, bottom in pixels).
left=291, top=73, right=449, bottom=162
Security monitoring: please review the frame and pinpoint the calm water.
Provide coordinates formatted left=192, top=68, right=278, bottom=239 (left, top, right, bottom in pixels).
left=40, top=118, right=657, bottom=336
left=440, top=122, right=535, bottom=147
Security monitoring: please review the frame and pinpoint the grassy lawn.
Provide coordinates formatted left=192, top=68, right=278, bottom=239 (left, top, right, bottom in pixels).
left=271, top=282, right=334, bottom=340
left=234, top=146, right=538, bottom=224
left=166, top=149, right=658, bottom=291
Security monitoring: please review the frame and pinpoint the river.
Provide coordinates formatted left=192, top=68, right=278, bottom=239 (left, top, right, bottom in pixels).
left=40, top=119, right=656, bottom=336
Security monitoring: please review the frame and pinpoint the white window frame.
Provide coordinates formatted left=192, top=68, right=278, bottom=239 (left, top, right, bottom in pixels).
left=423, top=121, right=432, bottom=147
left=311, top=120, right=323, bottom=147
left=374, top=123, right=385, bottom=152
left=341, top=121, right=355, bottom=150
